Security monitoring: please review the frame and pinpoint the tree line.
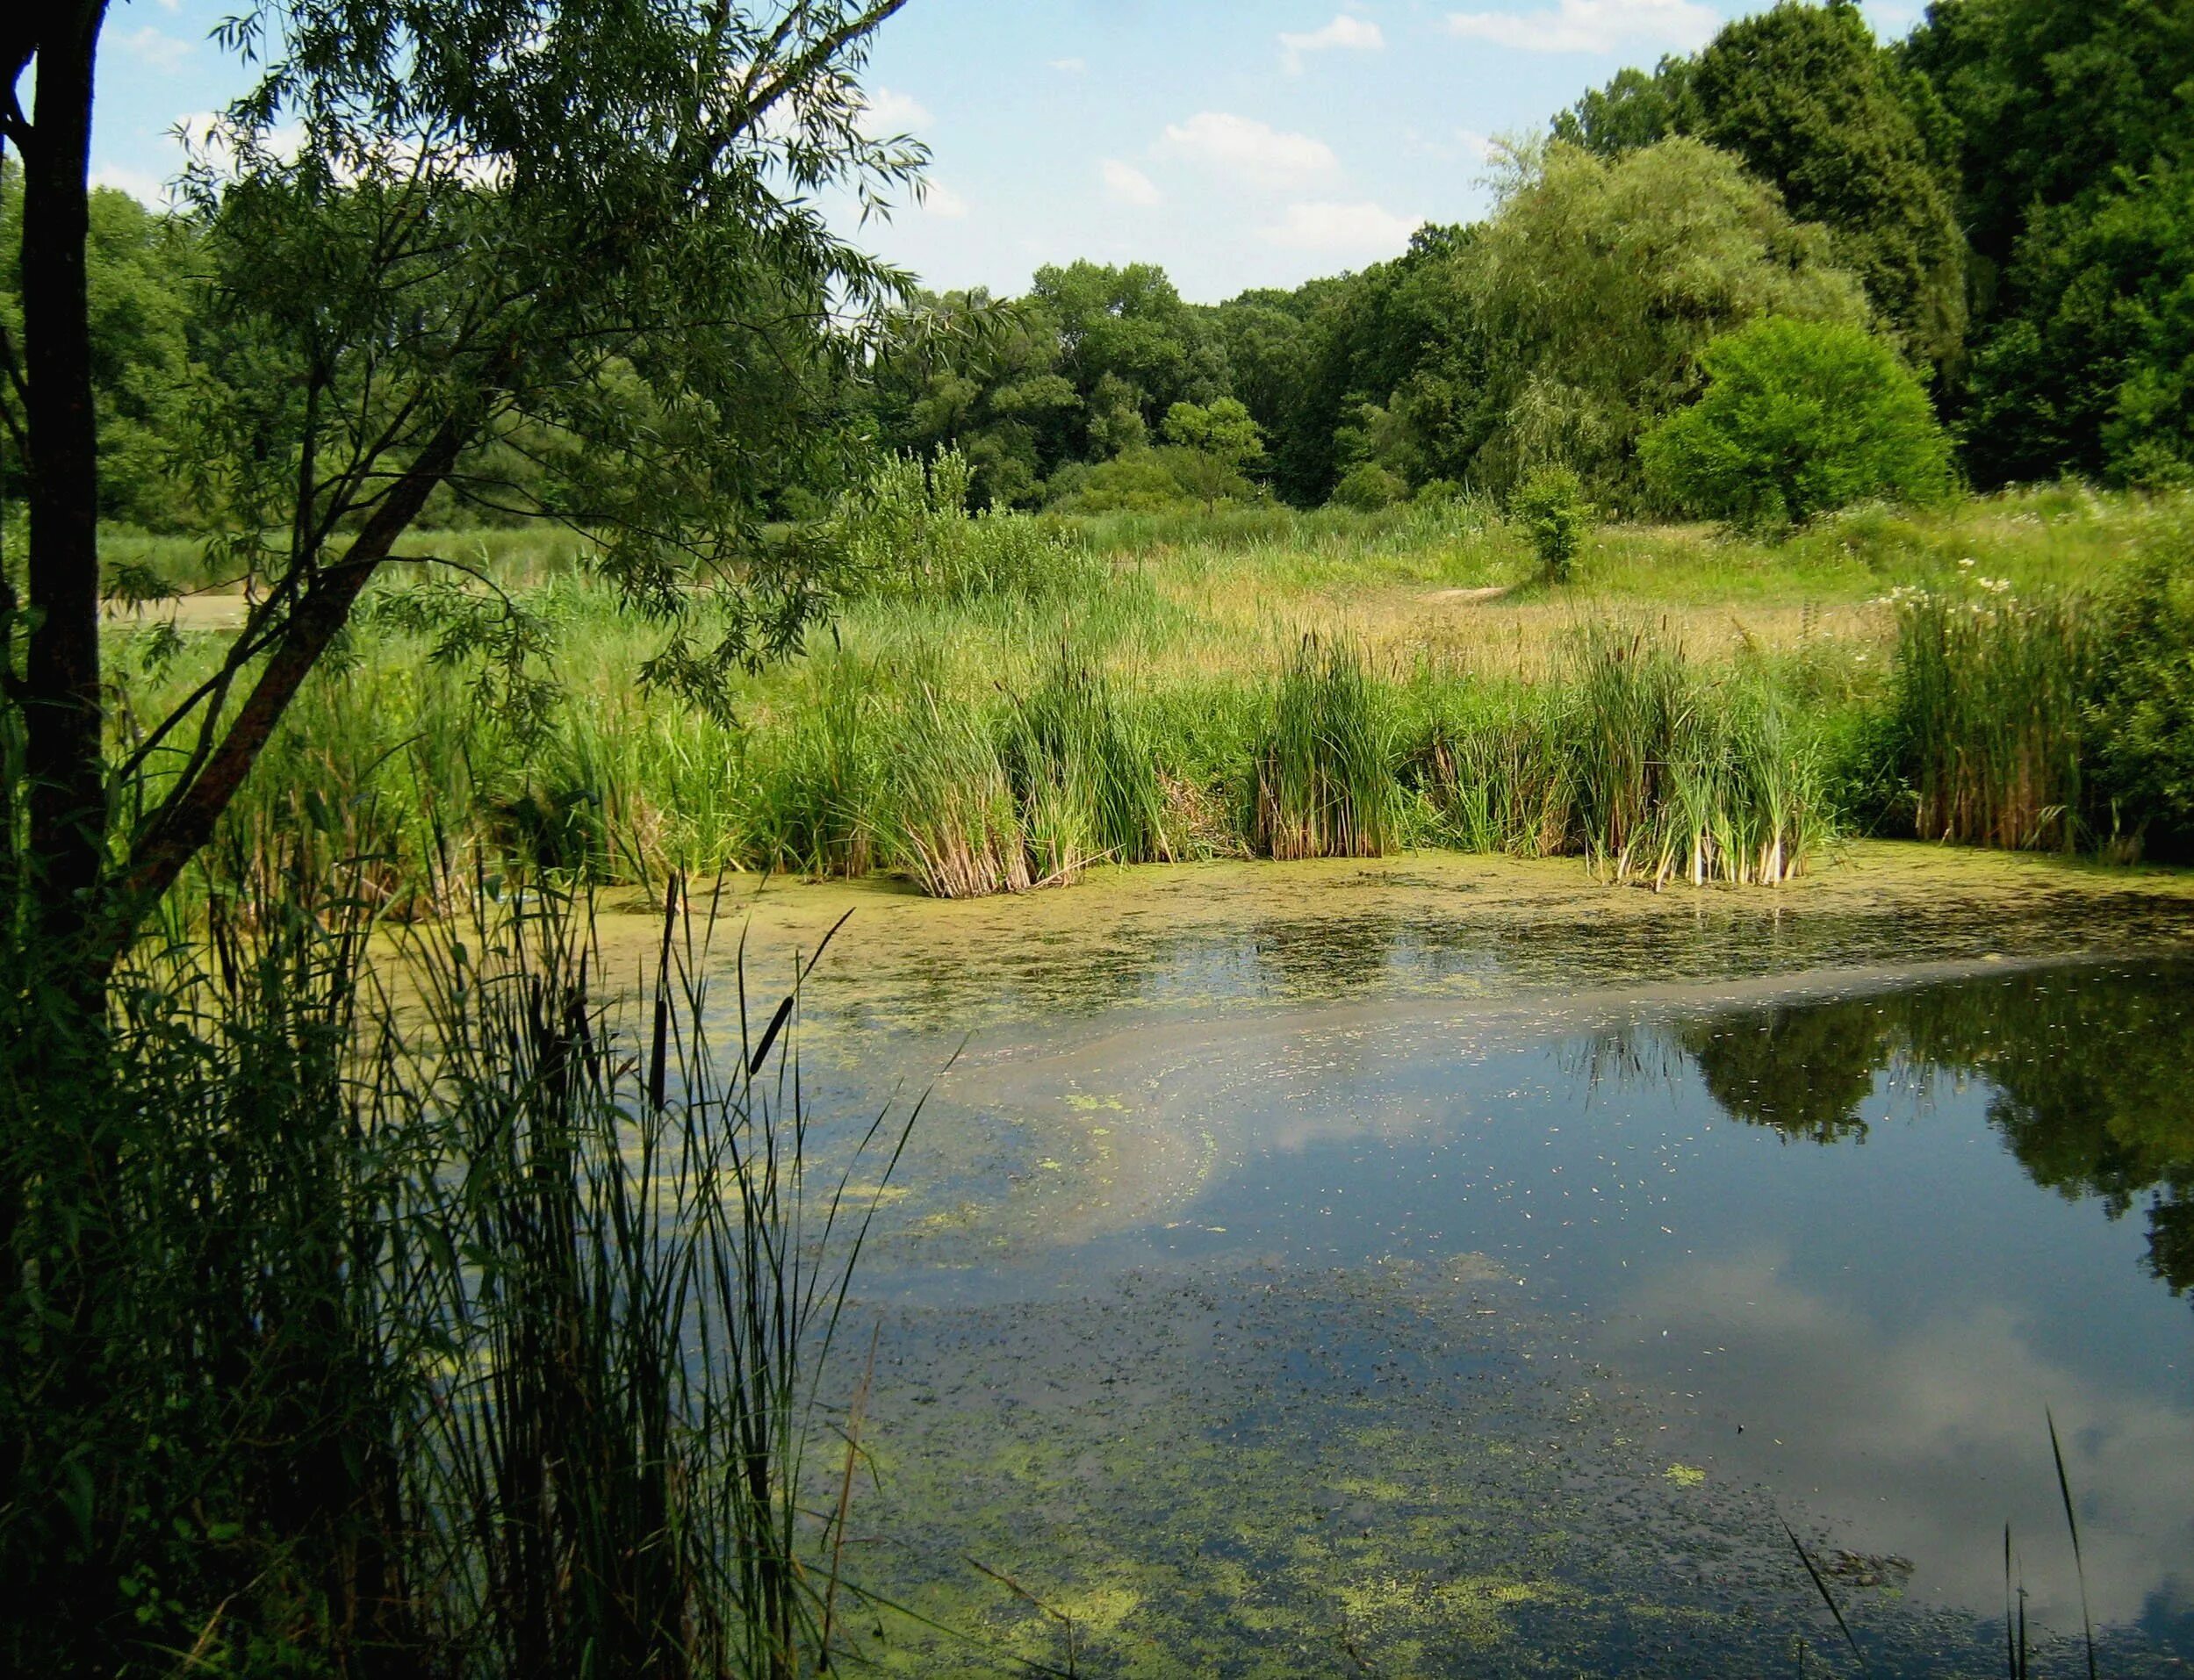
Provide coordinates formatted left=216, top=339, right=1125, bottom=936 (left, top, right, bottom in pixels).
left=860, top=0, right=2194, bottom=513
left=11, top=0, right=2190, bottom=539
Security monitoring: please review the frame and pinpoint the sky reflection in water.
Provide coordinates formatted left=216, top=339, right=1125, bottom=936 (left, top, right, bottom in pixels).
left=862, top=957, right=2194, bottom=1652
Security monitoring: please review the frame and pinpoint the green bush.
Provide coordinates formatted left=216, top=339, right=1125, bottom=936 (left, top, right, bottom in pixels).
left=831, top=448, right=1091, bottom=599
left=2091, top=545, right=2194, bottom=856
left=1639, top=317, right=1953, bottom=529
left=1044, top=448, right=1205, bottom=514
left=1511, top=465, right=1591, bottom=582
left=1329, top=462, right=1407, bottom=512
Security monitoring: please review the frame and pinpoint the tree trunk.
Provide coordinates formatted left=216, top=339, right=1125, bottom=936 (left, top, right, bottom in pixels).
left=18, top=2, right=111, bottom=983
left=109, top=413, right=472, bottom=960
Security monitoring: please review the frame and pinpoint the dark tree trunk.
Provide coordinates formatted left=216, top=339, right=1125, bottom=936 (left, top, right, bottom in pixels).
left=110, top=413, right=472, bottom=958
left=18, top=2, right=111, bottom=982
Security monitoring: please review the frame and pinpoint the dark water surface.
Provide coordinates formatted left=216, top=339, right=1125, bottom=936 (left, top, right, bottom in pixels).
left=773, top=890, right=2194, bottom=1676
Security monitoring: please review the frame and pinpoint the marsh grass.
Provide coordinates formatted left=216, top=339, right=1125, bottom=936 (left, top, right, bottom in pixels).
left=1006, top=648, right=1175, bottom=866
left=102, top=485, right=2194, bottom=914
left=2, top=858, right=916, bottom=1677
left=1248, top=635, right=1401, bottom=860
left=1896, top=584, right=2092, bottom=851
left=884, top=678, right=1036, bottom=898
left=1409, top=682, right=1574, bottom=857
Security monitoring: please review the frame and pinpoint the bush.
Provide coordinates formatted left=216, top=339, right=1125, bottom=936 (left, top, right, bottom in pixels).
left=2091, top=545, right=2194, bottom=856
left=1511, top=465, right=1591, bottom=582
left=1044, top=448, right=1202, bottom=515
left=830, top=448, right=1090, bottom=599
left=1639, top=317, right=1953, bottom=529
left=1329, top=462, right=1407, bottom=512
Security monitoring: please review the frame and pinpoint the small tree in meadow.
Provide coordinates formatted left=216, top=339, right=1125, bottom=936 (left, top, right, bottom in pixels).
left=1512, top=464, right=1591, bottom=582
left=1639, top=317, right=1953, bottom=529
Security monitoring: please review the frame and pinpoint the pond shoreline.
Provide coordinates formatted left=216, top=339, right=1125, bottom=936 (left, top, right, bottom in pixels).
left=574, top=841, right=2194, bottom=1040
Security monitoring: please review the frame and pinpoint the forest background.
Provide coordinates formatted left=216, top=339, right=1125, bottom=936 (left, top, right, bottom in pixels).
left=14, top=0, right=2194, bottom=538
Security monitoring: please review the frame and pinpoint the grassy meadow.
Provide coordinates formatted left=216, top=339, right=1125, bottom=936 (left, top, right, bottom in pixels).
left=102, top=482, right=2186, bottom=913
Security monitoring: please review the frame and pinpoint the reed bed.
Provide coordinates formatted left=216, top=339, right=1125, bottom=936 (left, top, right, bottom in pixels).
left=1248, top=635, right=1402, bottom=860
left=3, top=862, right=914, bottom=1676
left=1895, top=581, right=2092, bottom=851
left=138, top=613, right=1838, bottom=905
left=101, top=485, right=2194, bottom=913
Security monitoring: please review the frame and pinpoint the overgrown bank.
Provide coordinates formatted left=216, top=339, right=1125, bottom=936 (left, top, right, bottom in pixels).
left=107, top=486, right=2194, bottom=912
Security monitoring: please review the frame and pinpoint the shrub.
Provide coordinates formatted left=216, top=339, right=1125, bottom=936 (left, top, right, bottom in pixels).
left=1043, top=448, right=1202, bottom=515
left=1329, top=462, right=1407, bottom=512
left=831, top=447, right=1090, bottom=599
left=1512, top=465, right=1591, bottom=582
left=2091, top=545, right=2194, bottom=856
left=1639, top=317, right=1953, bottom=529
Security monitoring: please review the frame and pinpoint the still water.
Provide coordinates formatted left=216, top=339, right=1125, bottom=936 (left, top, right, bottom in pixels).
left=756, top=866, right=2194, bottom=1676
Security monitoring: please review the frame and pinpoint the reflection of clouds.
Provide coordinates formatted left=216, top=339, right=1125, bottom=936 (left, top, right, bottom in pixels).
left=1609, top=1252, right=2194, bottom=1631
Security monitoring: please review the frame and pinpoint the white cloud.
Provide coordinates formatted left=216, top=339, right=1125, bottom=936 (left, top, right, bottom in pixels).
left=1262, top=200, right=1423, bottom=254
left=917, top=178, right=970, bottom=219
left=1049, top=57, right=1087, bottom=74
left=90, top=165, right=172, bottom=208
left=1444, top=0, right=1719, bottom=54
left=1155, top=111, right=1339, bottom=190
left=1280, top=14, right=1386, bottom=73
left=115, top=25, right=195, bottom=73
left=1100, top=159, right=1164, bottom=208
left=863, top=86, right=933, bottom=133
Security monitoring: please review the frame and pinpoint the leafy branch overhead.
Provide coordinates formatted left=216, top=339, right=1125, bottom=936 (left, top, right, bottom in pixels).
left=8, top=0, right=928, bottom=958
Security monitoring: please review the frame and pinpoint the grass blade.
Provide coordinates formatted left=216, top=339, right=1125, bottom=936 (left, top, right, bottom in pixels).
left=1783, top=1518, right=1870, bottom=1677
left=2047, top=1407, right=2099, bottom=1680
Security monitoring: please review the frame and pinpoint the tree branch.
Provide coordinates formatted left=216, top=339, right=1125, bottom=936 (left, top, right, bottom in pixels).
left=111, top=406, right=473, bottom=938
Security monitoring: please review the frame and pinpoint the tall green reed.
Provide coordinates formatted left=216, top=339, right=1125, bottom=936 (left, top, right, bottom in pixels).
left=1005, top=647, right=1173, bottom=868
left=2, top=851, right=914, bottom=1678
left=882, top=678, right=1035, bottom=898
left=1247, top=635, right=1402, bottom=860
left=1895, top=581, right=2091, bottom=851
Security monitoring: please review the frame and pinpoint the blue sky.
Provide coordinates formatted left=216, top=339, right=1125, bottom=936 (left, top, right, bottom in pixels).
left=84, top=0, right=1922, bottom=304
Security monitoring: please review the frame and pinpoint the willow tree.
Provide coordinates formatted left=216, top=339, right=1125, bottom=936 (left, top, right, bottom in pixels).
left=1462, top=138, right=1869, bottom=502
left=2, top=0, right=919, bottom=990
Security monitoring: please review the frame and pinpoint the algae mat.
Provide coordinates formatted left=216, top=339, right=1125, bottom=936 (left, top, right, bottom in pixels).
left=599, top=846, right=2194, bottom=1676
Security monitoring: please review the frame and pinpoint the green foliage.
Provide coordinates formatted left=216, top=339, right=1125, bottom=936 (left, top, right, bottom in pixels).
left=1686, top=3, right=1966, bottom=366
left=1034, top=449, right=1187, bottom=513
left=1330, top=461, right=1407, bottom=513
left=1464, top=139, right=1870, bottom=503
left=174, top=0, right=921, bottom=714
left=0, top=167, right=206, bottom=528
left=2090, top=543, right=2194, bottom=858
left=1554, top=59, right=1693, bottom=154
left=1963, top=168, right=2194, bottom=488
left=1161, top=398, right=1268, bottom=508
left=1906, top=0, right=2194, bottom=488
left=828, top=448, right=1091, bottom=601
left=1638, top=317, right=1953, bottom=528
left=1511, top=465, right=1591, bottom=580
left=1558, top=4, right=1967, bottom=364
left=1030, top=261, right=1226, bottom=465
left=1903, top=0, right=2194, bottom=274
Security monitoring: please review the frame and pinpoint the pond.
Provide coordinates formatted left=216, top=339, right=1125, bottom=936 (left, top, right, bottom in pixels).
left=679, top=849, right=2194, bottom=1676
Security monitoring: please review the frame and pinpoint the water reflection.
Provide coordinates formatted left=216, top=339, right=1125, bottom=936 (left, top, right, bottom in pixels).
left=822, top=930, right=2194, bottom=1667
left=1670, top=964, right=2194, bottom=1300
